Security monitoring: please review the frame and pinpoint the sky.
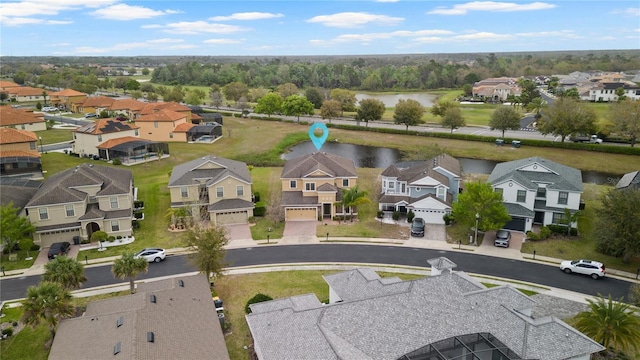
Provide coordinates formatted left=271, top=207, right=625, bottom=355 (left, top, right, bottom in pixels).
left=0, top=1, right=638, bottom=57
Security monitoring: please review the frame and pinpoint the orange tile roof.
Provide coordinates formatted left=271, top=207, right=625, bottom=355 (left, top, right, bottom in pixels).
left=97, top=136, right=142, bottom=149
left=139, top=101, right=191, bottom=115
left=0, top=81, right=20, bottom=89
left=0, top=149, right=41, bottom=158
left=191, top=113, right=202, bottom=120
left=173, top=123, right=195, bottom=132
left=81, top=96, right=116, bottom=108
left=51, top=89, right=86, bottom=97
left=109, top=99, right=147, bottom=111
left=8, top=86, right=45, bottom=96
left=136, top=109, right=187, bottom=122
left=0, top=127, right=38, bottom=144
left=0, top=107, right=46, bottom=126
left=73, top=119, right=139, bottom=135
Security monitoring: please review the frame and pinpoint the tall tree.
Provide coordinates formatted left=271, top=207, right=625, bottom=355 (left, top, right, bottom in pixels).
left=111, top=252, right=149, bottom=294
left=183, top=225, right=229, bottom=283
left=609, top=99, right=640, bottom=147
left=527, top=97, right=546, bottom=120
left=305, top=87, right=324, bottom=109
left=339, top=186, right=370, bottom=222
left=320, top=99, right=342, bottom=124
left=282, top=94, right=314, bottom=122
left=184, top=91, right=204, bottom=106
left=330, top=88, right=357, bottom=116
left=451, top=181, right=511, bottom=232
left=124, top=78, right=141, bottom=93
left=43, top=256, right=88, bottom=290
left=222, top=81, right=249, bottom=102
left=393, top=99, right=424, bottom=131
left=275, top=83, right=299, bottom=98
left=574, top=295, right=640, bottom=355
left=430, top=100, right=456, bottom=118
left=254, top=92, right=283, bottom=118
left=537, top=97, right=597, bottom=142
left=42, top=90, right=48, bottom=105
left=595, top=189, right=640, bottom=262
left=441, top=107, right=465, bottom=133
left=1, top=203, right=35, bottom=255
left=489, top=106, right=521, bottom=138
left=21, top=282, right=73, bottom=343
left=356, top=98, right=385, bottom=127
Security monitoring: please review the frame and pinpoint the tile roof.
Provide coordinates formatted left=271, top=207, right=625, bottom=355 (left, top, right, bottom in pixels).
left=50, top=88, right=86, bottom=97
left=0, top=127, right=37, bottom=144
left=0, top=106, right=45, bottom=126
left=73, top=119, right=139, bottom=135
left=281, top=152, right=357, bottom=179
left=173, top=122, right=195, bottom=132
left=139, top=101, right=192, bottom=115
left=25, top=163, right=132, bottom=207
left=49, top=274, right=230, bottom=360
left=0, top=81, right=20, bottom=89
left=7, top=86, right=44, bottom=96
left=136, top=109, right=187, bottom=122
left=168, top=155, right=252, bottom=187
left=0, top=149, right=41, bottom=158
left=80, top=96, right=116, bottom=108
left=97, top=136, right=143, bottom=149
left=488, top=157, right=583, bottom=192
left=109, top=99, right=147, bottom=111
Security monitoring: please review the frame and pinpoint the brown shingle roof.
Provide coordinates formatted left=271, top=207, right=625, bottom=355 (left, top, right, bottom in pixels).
left=0, top=127, right=38, bottom=144
left=281, top=152, right=357, bottom=179
left=81, top=96, right=116, bottom=108
left=73, top=119, right=139, bottom=135
left=0, top=107, right=45, bottom=127
left=136, top=109, right=187, bottom=122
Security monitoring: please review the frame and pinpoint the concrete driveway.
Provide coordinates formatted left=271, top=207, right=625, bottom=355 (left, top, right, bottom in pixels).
left=281, top=221, right=320, bottom=244
left=475, top=229, right=525, bottom=257
left=224, top=224, right=255, bottom=248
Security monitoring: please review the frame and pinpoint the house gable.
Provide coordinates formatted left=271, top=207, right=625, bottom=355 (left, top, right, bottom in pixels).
left=410, top=195, right=450, bottom=210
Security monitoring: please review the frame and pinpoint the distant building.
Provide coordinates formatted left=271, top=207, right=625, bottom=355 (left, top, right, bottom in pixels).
left=0, top=127, right=42, bottom=179
left=0, top=106, right=47, bottom=132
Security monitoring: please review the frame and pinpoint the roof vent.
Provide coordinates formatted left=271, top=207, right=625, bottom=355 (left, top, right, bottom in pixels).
left=147, top=332, right=155, bottom=343
left=116, top=316, right=123, bottom=328
left=150, top=294, right=156, bottom=303
left=113, top=342, right=122, bottom=355
left=178, top=279, right=184, bottom=287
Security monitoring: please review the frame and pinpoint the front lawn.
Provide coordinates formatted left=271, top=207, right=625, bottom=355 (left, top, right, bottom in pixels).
left=33, top=129, right=73, bottom=145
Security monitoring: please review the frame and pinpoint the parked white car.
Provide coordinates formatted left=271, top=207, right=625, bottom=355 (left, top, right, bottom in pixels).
left=559, top=259, right=605, bottom=279
left=134, top=248, right=166, bottom=263
left=42, top=106, right=58, bottom=112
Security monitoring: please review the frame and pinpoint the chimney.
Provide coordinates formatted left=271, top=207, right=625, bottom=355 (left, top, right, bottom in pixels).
left=427, top=257, right=457, bottom=276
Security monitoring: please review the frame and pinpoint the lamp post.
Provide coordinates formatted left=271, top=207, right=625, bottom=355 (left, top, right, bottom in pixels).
left=473, top=213, right=479, bottom=246
left=38, top=136, right=44, bottom=153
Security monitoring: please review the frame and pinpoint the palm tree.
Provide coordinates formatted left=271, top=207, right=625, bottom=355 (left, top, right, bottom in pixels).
left=574, top=294, right=640, bottom=355
left=561, top=208, right=582, bottom=236
left=527, top=97, right=547, bottom=120
left=42, top=256, right=87, bottom=290
left=111, top=252, right=148, bottom=294
left=21, top=282, right=74, bottom=344
left=340, top=186, right=371, bottom=222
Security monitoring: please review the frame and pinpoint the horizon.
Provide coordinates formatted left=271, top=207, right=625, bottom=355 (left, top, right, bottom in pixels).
left=0, top=1, right=638, bottom=57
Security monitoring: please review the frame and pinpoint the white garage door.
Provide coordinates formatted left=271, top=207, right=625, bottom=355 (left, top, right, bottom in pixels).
left=216, top=211, right=248, bottom=225
left=412, top=209, right=446, bottom=224
left=286, top=208, right=317, bottom=221
left=37, top=229, right=80, bottom=248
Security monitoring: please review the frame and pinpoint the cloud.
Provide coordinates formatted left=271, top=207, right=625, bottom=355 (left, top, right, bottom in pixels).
left=159, top=21, right=248, bottom=35
left=376, top=0, right=400, bottom=2
left=428, top=1, right=556, bottom=15
left=209, top=12, right=284, bottom=21
left=516, top=30, right=581, bottom=39
left=307, top=12, right=403, bottom=28
left=90, top=4, right=180, bottom=20
left=312, top=29, right=454, bottom=45
left=0, top=0, right=117, bottom=17
left=0, top=16, right=72, bottom=26
left=453, top=32, right=514, bottom=41
left=147, top=38, right=184, bottom=44
left=203, top=38, right=243, bottom=44
left=612, top=7, right=640, bottom=16
left=74, top=39, right=196, bottom=54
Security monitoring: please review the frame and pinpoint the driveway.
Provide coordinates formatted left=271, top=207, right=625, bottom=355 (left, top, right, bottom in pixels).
left=281, top=221, right=320, bottom=244
left=475, top=230, right=525, bottom=258
left=224, top=224, right=254, bottom=248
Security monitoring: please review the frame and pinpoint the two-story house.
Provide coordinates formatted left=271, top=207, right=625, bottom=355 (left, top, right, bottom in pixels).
left=379, top=154, right=461, bottom=224
left=77, top=96, right=116, bottom=116
left=24, top=164, right=134, bottom=247
left=280, top=152, right=358, bottom=221
left=168, top=155, right=254, bottom=226
left=0, top=127, right=43, bottom=179
left=135, top=109, right=190, bottom=142
left=6, top=86, right=46, bottom=104
left=0, top=106, right=47, bottom=132
left=72, top=119, right=140, bottom=158
left=49, top=88, right=87, bottom=111
left=489, top=157, right=583, bottom=232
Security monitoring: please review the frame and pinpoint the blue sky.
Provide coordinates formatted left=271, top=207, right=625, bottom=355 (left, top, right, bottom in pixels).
left=1, top=1, right=638, bottom=57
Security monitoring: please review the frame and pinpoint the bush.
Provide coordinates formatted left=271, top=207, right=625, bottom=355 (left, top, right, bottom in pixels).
left=376, top=210, right=384, bottom=219
left=107, top=236, right=115, bottom=242
left=116, top=235, right=122, bottom=240
left=253, top=206, right=266, bottom=217
left=547, top=224, right=577, bottom=236
left=628, top=283, right=640, bottom=307
left=90, top=230, right=108, bottom=242
left=132, top=220, right=140, bottom=229
left=112, top=158, right=122, bottom=165
left=443, top=213, right=453, bottom=225
left=245, top=293, right=273, bottom=314
left=526, top=226, right=552, bottom=241
left=406, top=210, right=415, bottom=223
left=2, top=328, right=13, bottom=337
left=30, top=244, right=40, bottom=251
left=253, top=192, right=261, bottom=203
left=392, top=211, right=400, bottom=221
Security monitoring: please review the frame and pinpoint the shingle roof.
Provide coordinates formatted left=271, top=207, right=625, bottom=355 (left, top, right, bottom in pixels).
left=208, top=198, right=254, bottom=212
left=281, top=191, right=319, bottom=206
left=25, top=164, right=132, bottom=207
left=281, top=152, right=357, bottom=179
left=0, top=127, right=37, bottom=144
left=488, top=157, right=583, bottom=192
left=0, top=107, right=46, bottom=126
left=0, top=184, right=40, bottom=210
left=382, top=154, right=460, bottom=186
left=616, top=170, right=640, bottom=190
left=168, top=155, right=251, bottom=187
left=73, top=119, right=139, bottom=135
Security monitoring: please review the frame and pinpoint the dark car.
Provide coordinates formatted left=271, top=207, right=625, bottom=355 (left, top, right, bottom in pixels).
left=48, top=241, right=71, bottom=260
left=411, top=218, right=425, bottom=237
left=494, top=230, right=511, bottom=248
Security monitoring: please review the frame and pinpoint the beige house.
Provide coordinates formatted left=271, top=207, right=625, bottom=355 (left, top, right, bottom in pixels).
left=280, top=152, right=358, bottom=221
left=72, top=119, right=140, bottom=158
left=49, top=88, right=87, bottom=112
left=77, top=96, right=116, bottom=116
left=108, top=99, right=147, bottom=120
left=136, top=109, right=190, bottom=142
left=139, top=101, right=194, bottom=122
left=472, top=77, right=521, bottom=101
left=24, top=164, right=134, bottom=247
left=0, top=127, right=42, bottom=179
left=168, top=155, right=254, bottom=226
left=0, top=106, right=47, bottom=131
left=6, top=86, right=47, bottom=103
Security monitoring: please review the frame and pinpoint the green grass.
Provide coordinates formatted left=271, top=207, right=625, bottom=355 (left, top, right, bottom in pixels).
left=33, top=129, right=73, bottom=145
left=1, top=239, right=37, bottom=272
left=482, top=282, right=538, bottom=296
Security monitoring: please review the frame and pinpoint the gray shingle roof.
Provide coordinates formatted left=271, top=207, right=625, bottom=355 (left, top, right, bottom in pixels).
left=504, top=202, right=535, bottom=218
left=488, top=157, right=583, bottom=192
left=281, top=152, right=357, bottom=179
left=207, top=198, right=254, bottom=212
left=168, top=155, right=251, bottom=187
left=281, top=192, right=319, bottom=206
left=25, top=164, right=132, bottom=207
left=616, top=170, right=640, bottom=190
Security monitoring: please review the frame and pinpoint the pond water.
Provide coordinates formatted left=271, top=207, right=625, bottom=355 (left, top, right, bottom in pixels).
left=355, top=93, right=438, bottom=107
left=282, top=141, right=617, bottom=185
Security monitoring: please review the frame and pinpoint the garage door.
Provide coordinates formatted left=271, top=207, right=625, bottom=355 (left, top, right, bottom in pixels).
left=503, top=217, right=526, bottom=232
left=37, top=230, right=80, bottom=248
left=286, top=208, right=317, bottom=221
left=412, top=209, right=446, bottom=224
left=216, top=211, right=248, bottom=225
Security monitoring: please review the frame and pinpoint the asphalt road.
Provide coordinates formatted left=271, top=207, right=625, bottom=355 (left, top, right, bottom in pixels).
left=0, top=244, right=632, bottom=302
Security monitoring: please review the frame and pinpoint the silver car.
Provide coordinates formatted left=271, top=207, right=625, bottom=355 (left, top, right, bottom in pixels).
left=494, top=230, right=511, bottom=248
left=134, top=248, right=166, bottom=263
left=559, top=259, right=605, bottom=279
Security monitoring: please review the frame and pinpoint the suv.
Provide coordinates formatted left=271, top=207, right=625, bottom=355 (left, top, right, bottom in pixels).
left=41, top=106, right=58, bottom=112
left=47, top=241, right=71, bottom=260
left=560, top=259, right=605, bottom=279
left=410, top=218, right=425, bottom=237
left=494, top=230, right=511, bottom=248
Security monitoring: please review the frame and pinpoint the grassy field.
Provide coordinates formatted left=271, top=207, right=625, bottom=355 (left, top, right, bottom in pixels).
left=34, top=129, right=73, bottom=145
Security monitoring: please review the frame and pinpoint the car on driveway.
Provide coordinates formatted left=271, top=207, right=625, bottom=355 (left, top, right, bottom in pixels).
left=559, top=259, right=605, bottom=279
left=84, top=113, right=97, bottom=118
left=48, top=241, right=71, bottom=260
left=494, top=230, right=511, bottom=248
left=134, top=248, right=166, bottom=263
left=410, top=218, right=425, bottom=237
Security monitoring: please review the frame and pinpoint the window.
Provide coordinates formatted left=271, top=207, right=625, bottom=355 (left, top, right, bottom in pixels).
left=552, top=212, right=566, bottom=224
left=558, top=191, right=568, bottom=205
left=181, top=186, right=188, bottom=198
left=216, top=187, right=224, bottom=198
left=65, top=205, right=75, bottom=217
left=30, top=142, right=36, bottom=150
left=169, top=133, right=173, bottom=139
left=536, top=187, right=546, bottom=198
left=437, top=187, right=445, bottom=199
left=110, top=197, right=118, bottom=209
left=305, top=183, right=315, bottom=191
left=290, top=180, right=297, bottom=189
left=154, top=121, right=159, bottom=128
left=236, top=185, right=244, bottom=197
left=388, top=182, right=395, bottom=189
left=135, top=129, right=139, bottom=136
left=21, top=124, right=25, bottom=130
left=111, top=220, right=120, bottom=232
left=97, top=135, right=102, bottom=142
left=39, top=208, right=48, bottom=220
left=516, top=190, right=526, bottom=203
left=494, top=188, right=503, bottom=197
left=342, top=179, right=349, bottom=187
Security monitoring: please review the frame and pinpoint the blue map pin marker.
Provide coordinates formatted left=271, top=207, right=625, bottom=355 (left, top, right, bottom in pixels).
left=308, top=122, right=329, bottom=151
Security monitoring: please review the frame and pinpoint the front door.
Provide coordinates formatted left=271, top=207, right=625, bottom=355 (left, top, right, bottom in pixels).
left=323, top=203, right=332, bottom=218
left=534, top=211, right=544, bottom=224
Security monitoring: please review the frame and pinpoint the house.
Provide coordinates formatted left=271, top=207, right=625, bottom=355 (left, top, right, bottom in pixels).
left=0, top=106, right=47, bottom=131
left=488, top=157, right=583, bottom=232
left=472, top=77, right=521, bottom=101
left=280, top=152, right=358, bottom=221
left=0, top=127, right=43, bottom=179
left=379, top=153, right=461, bottom=224
left=135, top=109, right=190, bottom=142
left=5, top=86, right=46, bottom=103
left=108, top=99, right=147, bottom=120
left=246, top=258, right=604, bottom=360
left=49, top=88, right=87, bottom=111
left=77, top=96, right=116, bottom=116
left=72, top=119, right=140, bottom=158
left=24, top=163, right=134, bottom=247
left=97, top=136, right=169, bottom=165
left=0, top=80, right=21, bottom=92
left=615, top=170, right=640, bottom=191
left=168, top=155, right=254, bottom=225
left=139, top=101, right=194, bottom=122
left=49, top=274, right=230, bottom=360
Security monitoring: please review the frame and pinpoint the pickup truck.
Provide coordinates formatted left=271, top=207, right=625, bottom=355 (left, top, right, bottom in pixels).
left=569, top=134, right=603, bottom=144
